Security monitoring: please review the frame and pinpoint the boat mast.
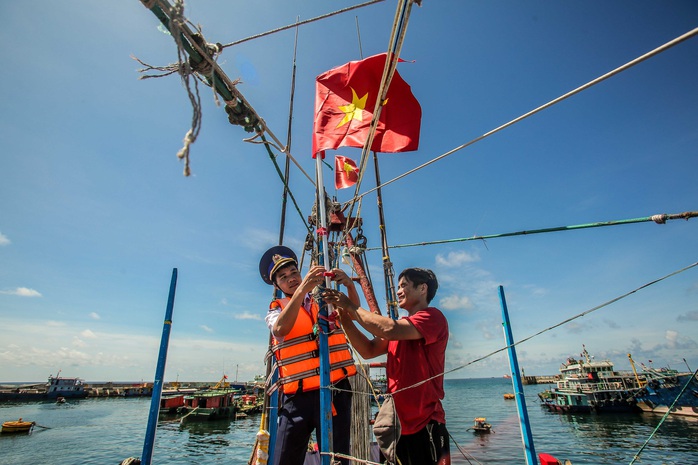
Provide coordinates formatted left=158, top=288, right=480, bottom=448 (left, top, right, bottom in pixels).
left=314, top=153, right=334, bottom=465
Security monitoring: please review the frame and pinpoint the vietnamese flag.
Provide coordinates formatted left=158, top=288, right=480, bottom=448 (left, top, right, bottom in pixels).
left=312, top=53, right=421, bottom=156
left=335, top=155, right=359, bottom=189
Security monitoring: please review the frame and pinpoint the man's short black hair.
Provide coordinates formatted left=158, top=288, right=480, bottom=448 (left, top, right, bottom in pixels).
left=398, top=268, right=438, bottom=303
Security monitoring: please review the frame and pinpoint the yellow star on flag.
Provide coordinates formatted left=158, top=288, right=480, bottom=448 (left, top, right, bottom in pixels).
left=336, top=87, right=368, bottom=128
left=343, top=161, right=356, bottom=174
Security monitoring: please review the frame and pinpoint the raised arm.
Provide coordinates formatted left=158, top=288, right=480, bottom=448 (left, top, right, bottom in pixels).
left=336, top=309, right=389, bottom=359
left=272, top=265, right=325, bottom=337
left=323, top=289, right=423, bottom=355
left=331, top=268, right=360, bottom=306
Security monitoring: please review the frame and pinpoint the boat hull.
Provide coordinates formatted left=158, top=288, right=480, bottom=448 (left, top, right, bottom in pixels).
left=179, top=406, right=237, bottom=422
left=1, top=421, right=35, bottom=434
left=634, top=373, right=698, bottom=417
left=636, top=403, right=698, bottom=417
left=0, top=391, right=87, bottom=401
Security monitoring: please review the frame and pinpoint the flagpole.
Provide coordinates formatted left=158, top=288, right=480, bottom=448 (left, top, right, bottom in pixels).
left=315, top=152, right=334, bottom=465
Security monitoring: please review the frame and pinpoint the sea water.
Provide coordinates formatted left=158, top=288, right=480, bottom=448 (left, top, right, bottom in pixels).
left=1, top=378, right=696, bottom=464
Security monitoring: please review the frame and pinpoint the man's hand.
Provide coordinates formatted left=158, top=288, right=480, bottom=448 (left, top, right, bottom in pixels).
left=322, top=289, right=358, bottom=320
left=299, top=265, right=326, bottom=294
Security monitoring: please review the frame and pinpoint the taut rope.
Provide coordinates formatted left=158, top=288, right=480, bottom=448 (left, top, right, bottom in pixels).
left=355, top=26, right=698, bottom=199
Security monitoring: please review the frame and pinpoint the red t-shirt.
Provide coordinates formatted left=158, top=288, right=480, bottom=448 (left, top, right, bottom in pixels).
left=387, top=307, right=448, bottom=435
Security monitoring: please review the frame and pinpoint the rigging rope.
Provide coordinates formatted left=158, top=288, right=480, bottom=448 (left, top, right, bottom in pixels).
left=278, top=18, right=301, bottom=245
left=341, top=0, right=418, bottom=318
left=381, top=260, right=698, bottom=396
left=162, top=0, right=205, bottom=176
left=353, top=25, right=698, bottom=200
left=373, top=152, right=399, bottom=319
left=364, top=211, right=698, bottom=251
left=220, top=0, right=386, bottom=49
left=140, top=0, right=315, bottom=183
left=261, top=134, right=313, bottom=235
left=345, top=0, right=416, bottom=214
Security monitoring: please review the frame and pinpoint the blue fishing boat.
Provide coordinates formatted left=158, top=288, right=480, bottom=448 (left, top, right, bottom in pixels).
left=634, top=369, right=698, bottom=417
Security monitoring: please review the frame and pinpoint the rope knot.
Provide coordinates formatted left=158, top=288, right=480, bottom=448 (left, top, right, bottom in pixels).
left=651, top=214, right=667, bottom=224
left=188, top=33, right=221, bottom=75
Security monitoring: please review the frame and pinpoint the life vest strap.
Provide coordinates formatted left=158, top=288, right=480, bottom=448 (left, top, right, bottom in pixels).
left=266, top=359, right=357, bottom=396
left=271, top=333, right=316, bottom=352
left=276, top=350, right=319, bottom=367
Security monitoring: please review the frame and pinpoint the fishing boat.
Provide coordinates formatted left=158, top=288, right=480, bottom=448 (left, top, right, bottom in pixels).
left=158, top=393, right=186, bottom=416
left=369, top=364, right=388, bottom=406
left=468, top=417, right=492, bottom=434
left=1, top=418, right=35, bottom=434
left=633, top=369, right=698, bottom=417
left=539, top=346, right=643, bottom=413
left=178, top=389, right=238, bottom=423
left=122, top=383, right=154, bottom=397
left=503, top=393, right=515, bottom=400
left=0, top=373, right=87, bottom=402
left=236, top=393, right=264, bottom=417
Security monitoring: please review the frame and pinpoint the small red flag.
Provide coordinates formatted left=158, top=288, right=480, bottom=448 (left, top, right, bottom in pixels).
left=312, top=53, right=421, bottom=156
left=335, top=155, right=359, bottom=189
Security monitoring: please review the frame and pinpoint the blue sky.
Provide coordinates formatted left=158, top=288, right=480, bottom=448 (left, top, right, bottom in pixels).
left=1, top=1, right=697, bottom=384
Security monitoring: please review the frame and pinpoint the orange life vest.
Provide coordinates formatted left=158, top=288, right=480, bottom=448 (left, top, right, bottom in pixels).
left=270, top=297, right=356, bottom=395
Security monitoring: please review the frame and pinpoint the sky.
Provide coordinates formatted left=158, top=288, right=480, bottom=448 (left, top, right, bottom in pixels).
left=1, top=0, right=697, bottom=385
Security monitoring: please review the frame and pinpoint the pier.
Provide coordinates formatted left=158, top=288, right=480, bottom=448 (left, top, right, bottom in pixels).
left=85, top=381, right=257, bottom=398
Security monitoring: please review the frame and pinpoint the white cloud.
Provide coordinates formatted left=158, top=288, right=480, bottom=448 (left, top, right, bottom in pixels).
left=0, top=232, right=9, bottom=246
left=81, top=329, right=97, bottom=339
left=200, top=325, right=214, bottom=333
left=435, top=250, right=479, bottom=267
left=89, top=312, right=101, bottom=320
left=234, top=311, right=263, bottom=321
left=0, top=287, right=42, bottom=297
left=439, top=294, right=474, bottom=311
left=0, top=318, right=270, bottom=382
left=665, top=330, right=679, bottom=348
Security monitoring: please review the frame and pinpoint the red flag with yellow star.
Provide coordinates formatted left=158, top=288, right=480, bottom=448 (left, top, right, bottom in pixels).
left=334, top=155, right=359, bottom=189
left=312, top=53, right=421, bottom=156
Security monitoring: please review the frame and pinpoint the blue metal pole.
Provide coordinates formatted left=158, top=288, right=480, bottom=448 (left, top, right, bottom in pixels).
left=267, top=291, right=281, bottom=462
left=314, top=154, right=333, bottom=465
left=141, top=268, right=178, bottom=465
left=498, top=285, right=537, bottom=465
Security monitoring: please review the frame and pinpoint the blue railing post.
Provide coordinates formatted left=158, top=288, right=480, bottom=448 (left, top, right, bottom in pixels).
left=141, top=268, right=178, bottom=465
left=498, top=285, right=537, bottom=465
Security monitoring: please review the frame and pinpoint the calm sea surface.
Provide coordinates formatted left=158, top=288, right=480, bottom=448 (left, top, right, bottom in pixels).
left=1, top=378, right=697, bottom=464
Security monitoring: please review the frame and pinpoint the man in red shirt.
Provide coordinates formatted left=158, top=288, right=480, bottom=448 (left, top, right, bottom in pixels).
left=323, top=268, right=450, bottom=465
